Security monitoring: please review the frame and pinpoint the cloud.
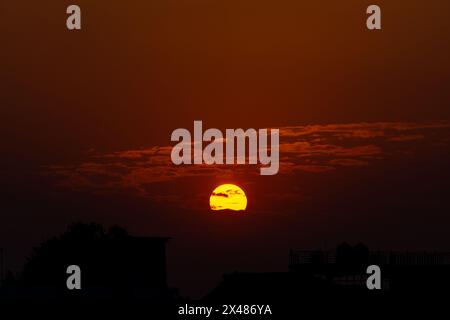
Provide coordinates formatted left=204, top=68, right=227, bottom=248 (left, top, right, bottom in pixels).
left=44, top=122, right=450, bottom=199
left=387, top=134, right=425, bottom=142
left=212, top=192, right=229, bottom=198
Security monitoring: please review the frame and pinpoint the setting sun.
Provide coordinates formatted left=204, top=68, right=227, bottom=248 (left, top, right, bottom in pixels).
left=209, top=184, right=247, bottom=211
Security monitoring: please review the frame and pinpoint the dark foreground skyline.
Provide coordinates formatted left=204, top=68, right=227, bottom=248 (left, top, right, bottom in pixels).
left=2, top=222, right=450, bottom=301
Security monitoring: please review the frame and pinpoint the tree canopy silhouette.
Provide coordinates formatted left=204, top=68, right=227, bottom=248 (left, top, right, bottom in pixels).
left=22, top=222, right=131, bottom=288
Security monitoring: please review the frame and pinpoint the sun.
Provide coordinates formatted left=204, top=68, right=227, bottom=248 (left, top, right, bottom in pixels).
left=209, top=184, right=247, bottom=211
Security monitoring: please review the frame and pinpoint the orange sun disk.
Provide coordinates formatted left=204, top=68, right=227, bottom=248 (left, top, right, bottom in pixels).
left=209, top=184, right=247, bottom=211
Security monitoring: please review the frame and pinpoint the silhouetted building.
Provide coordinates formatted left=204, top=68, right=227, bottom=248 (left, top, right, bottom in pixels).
left=289, top=243, right=450, bottom=291
left=205, top=243, right=450, bottom=306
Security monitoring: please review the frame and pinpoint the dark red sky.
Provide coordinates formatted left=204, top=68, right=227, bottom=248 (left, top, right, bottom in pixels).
left=1, top=0, right=450, bottom=297
left=2, top=0, right=450, bottom=156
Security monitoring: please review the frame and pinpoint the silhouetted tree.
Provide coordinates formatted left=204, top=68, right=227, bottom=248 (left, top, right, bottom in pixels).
left=21, top=222, right=172, bottom=302
left=22, top=222, right=107, bottom=288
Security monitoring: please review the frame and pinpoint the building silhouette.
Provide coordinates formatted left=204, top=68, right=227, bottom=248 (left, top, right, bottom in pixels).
left=289, top=243, right=450, bottom=290
left=205, top=242, right=450, bottom=306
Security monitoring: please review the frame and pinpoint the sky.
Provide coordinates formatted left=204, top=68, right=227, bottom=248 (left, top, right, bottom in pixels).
left=1, top=0, right=450, bottom=297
